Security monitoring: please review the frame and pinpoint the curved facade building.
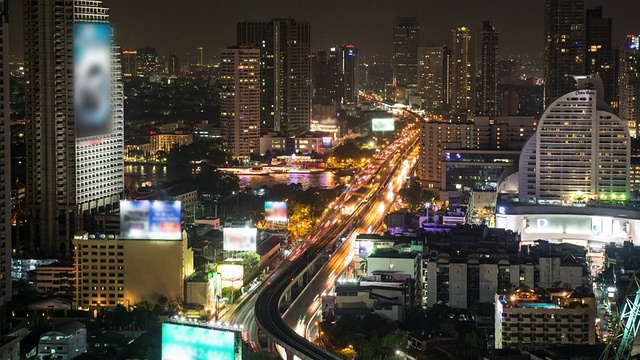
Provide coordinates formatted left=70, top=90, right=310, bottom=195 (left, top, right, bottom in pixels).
left=518, top=76, right=630, bottom=204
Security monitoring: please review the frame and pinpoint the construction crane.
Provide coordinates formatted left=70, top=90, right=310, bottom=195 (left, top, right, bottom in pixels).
left=601, top=270, right=640, bottom=360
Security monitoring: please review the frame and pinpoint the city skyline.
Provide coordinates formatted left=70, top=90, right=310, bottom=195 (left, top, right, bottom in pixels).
left=6, top=0, right=640, bottom=60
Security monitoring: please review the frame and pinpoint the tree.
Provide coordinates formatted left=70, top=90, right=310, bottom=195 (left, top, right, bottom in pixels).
left=399, top=180, right=423, bottom=211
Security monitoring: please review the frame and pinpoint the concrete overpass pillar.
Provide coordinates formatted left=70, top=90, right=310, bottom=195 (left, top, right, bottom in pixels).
left=286, top=350, right=295, bottom=360
left=284, top=288, right=290, bottom=302
left=297, top=276, right=304, bottom=287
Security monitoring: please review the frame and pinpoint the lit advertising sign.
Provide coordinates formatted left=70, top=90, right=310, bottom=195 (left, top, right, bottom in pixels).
left=265, top=201, right=287, bottom=222
left=120, top=201, right=182, bottom=240
left=523, top=215, right=629, bottom=236
left=217, top=264, right=244, bottom=289
left=358, top=240, right=374, bottom=258
left=372, top=118, right=395, bottom=132
left=74, top=23, right=112, bottom=139
left=223, top=227, right=257, bottom=252
left=162, top=322, right=240, bottom=360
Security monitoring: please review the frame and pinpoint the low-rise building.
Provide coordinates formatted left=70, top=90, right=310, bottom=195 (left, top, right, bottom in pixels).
left=72, top=231, right=194, bottom=309
left=165, top=185, right=198, bottom=223
left=35, top=264, right=75, bottom=295
left=37, top=321, right=87, bottom=360
left=149, top=131, right=193, bottom=155
left=494, top=287, right=596, bottom=349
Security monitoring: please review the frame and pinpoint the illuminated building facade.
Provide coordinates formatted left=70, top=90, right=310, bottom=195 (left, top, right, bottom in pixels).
left=121, top=49, right=137, bottom=78
left=237, top=19, right=311, bottom=132
left=0, top=0, right=10, bottom=320
left=518, top=75, right=629, bottom=203
left=451, top=27, right=475, bottom=118
left=72, top=231, right=194, bottom=309
left=25, top=0, right=124, bottom=256
left=480, top=21, right=499, bottom=116
left=219, top=47, right=261, bottom=158
left=619, top=35, right=640, bottom=137
left=417, top=45, right=444, bottom=110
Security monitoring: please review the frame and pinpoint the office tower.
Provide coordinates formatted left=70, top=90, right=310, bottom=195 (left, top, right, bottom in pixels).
left=340, top=44, right=359, bottom=106
left=586, top=7, right=615, bottom=109
left=619, top=35, right=640, bottom=137
left=417, top=45, right=444, bottom=110
left=121, top=49, right=137, bottom=78
left=544, top=0, right=585, bottom=108
left=136, top=47, right=159, bottom=77
left=313, top=50, right=330, bottom=104
left=0, top=0, right=11, bottom=322
left=519, top=75, right=629, bottom=203
left=451, top=27, right=475, bottom=118
left=24, top=0, right=124, bottom=256
left=219, top=47, right=261, bottom=158
left=481, top=21, right=499, bottom=116
left=237, top=18, right=311, bottom=132
left=393, top=16, right=420, bottom=88
left=198, top=47, right=204, bottom=66
left=442, top=46, right=452, bottom=111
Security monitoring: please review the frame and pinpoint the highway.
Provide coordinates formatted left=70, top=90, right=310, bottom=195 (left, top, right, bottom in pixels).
left=236, top=112, right=421, bottom=359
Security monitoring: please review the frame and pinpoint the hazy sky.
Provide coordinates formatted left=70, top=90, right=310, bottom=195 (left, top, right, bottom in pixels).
left=8, top=0, right=640, bottom=62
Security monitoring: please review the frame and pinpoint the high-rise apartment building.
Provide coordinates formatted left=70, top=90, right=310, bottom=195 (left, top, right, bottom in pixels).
left=519, top=75, right=629, bottom=203
left=24, top=0, right=124, bottom=256
left=417, top=45, right=444, bottom=110
left=586, top=7, right=615, bottom=110
left=451, top=27, right=475, bottom=118
left=619, top=35, right=640, bottom=138
left=313, top=50, right=331, bottom=105
left=393, top=17, right=420, bottom=88
left=237, top=18, right=311, bottom=132
left=481, top=21, right=499, bottom=116
left=219, top=47, right=261, bottom=158
left=442, top=46, right=452, bottom=111
left=0, top=0, right=11, bottom=317
left=544, top=0, right=585, bottom=108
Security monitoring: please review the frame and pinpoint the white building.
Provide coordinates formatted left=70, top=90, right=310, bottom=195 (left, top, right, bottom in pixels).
left=38, top=321, right=87, bottom=360
left=518, top=75, right=630, bottom=203
left=25, top=0, right=124, bottom=256
left=219, top=47, right=261, bottom=158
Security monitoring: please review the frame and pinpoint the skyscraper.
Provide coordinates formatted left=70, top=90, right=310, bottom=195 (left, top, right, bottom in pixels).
left=451, top=27, right=475, bottom=118
left=313, top=50, right=330, bottom=104
left=442, top=46, right=452, bottom=111
left=340, top=45, right=359, bottom=106
left=481, top=21, right=499, bottom=116
left=393, top=17, right=420, bottom=88
left=586, top=7, right=615, bottom=109
left=237, top=18, right=312, bottom=132
left=168, top=54, right=180, bottom=76
left=619, top=35, right=640, bottom=137
left=0, top=0, right=11, bottom=317
left=417, top=45, right=444, bottom=110
left=219, top=47, right=261, bottom=158
left=24, top=0, right=124, bottom=256
left=544, top=0, right=585, bottom=108
left=121, top=49, right=137, bottom=78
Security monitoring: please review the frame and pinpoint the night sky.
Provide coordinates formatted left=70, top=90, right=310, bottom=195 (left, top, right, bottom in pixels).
left=8, top=0, right=640, bottom=61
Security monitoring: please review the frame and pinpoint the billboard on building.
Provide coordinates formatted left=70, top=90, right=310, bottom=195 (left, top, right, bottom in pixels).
left=74, top=22, right=112, bottom=138
left=372, top=118, right=395, bottom=132
left=216, top=264, right=244, bottom=289
left=223, top=227, right=257, bottom=252
left=162, top=322, right=241, bottom=360
left=120, top=201, right=182, bottom=240
left=264, top=201, right=287, bottom=222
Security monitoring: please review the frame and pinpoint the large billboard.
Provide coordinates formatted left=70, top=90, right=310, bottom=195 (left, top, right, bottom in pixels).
left=74, top=23, right=112, bottom=138
left=223, top=227, right=257, bottom=252
left=217, top=264, right=244, bottom=289
left=265, top=201, right=287, bottom=222
left=120, top=201, right=182, bottom=240
left=372, top=118, right=395, bottom=132
left=162, top=322, right=240, bottom=360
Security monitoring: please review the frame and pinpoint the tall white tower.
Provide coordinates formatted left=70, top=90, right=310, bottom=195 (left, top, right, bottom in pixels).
left=25, top=0, right=124, bottom=256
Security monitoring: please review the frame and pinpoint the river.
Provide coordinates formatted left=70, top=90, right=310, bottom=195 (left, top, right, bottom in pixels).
left=124, top=163, right=350, bottom=189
